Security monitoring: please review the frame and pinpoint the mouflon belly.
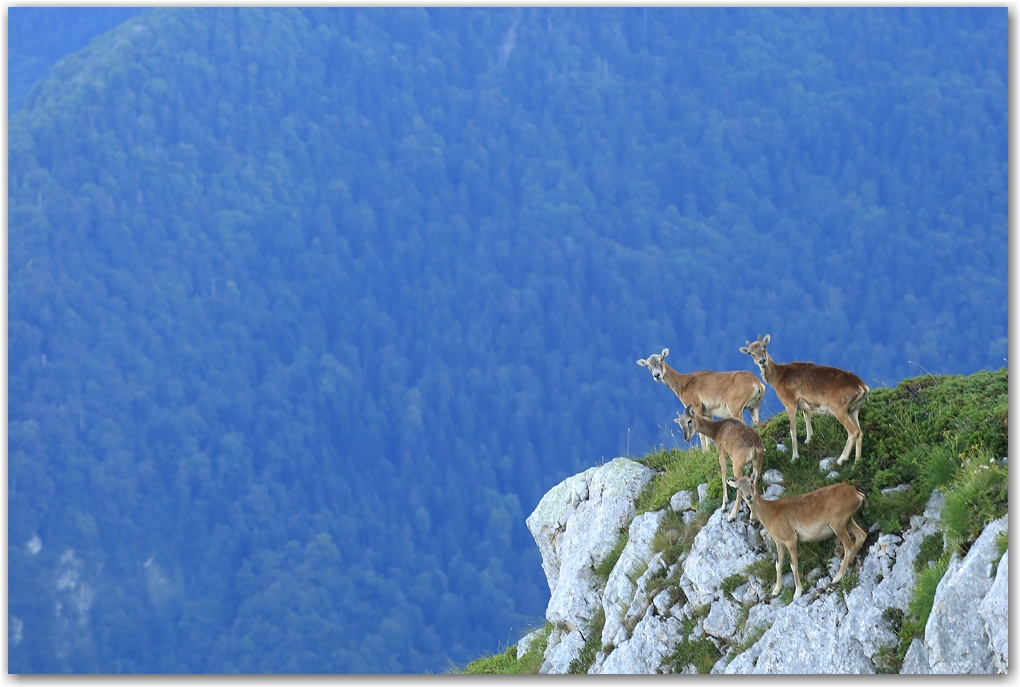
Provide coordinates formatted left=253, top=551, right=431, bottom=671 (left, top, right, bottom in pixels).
left=794, top=522, right=836, bottom=542
left=796, top=398, right=831, bottom=415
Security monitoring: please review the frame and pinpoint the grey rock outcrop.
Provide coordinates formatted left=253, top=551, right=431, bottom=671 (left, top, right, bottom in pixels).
left=978, top=549, right=1007, bottom=673
left=525, top=457, right=655, bottom=673
left=600, top=510, right=666, bottom=648
left=679, top=509, right=763, bottom=607
left=670, top=490, right=693, bottom=513
left=902, top=514, right=1008, bottom=674
left=727, top=592, right=874, bottom=674
left=593, top=603, right=685, bottom=674
left=525, top=459, right=1007, bottom=675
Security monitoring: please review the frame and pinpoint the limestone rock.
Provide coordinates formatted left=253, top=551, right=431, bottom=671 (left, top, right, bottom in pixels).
left=516, top=628, right=543, bottom=659
left=525, top=457, right=655, bottom=674
left=977, top=550, right=1007, bottom=673
left=901, top=638, right=932, bottom=674
left=540, top=626, right=586, bottom=674
left=725, top=488, right=948, bottom=674
left=601, top=511, right=666, bottom=647
left=670, top=490, right=693, bottom=513
left=593, top=605, right=685, bottom=674
left=728, top=593, right=874, bottom=674
left=679, top=509, right=763, bottom=607
left=703, top=598, right=740, bottom=640
left=923, top=514, right=1006, bottom=674
left=696, top=483, right=709, bottom=503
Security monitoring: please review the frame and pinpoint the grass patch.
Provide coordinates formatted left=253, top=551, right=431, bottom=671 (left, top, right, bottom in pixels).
left=460, top=623, right=552, bottom=674
left=913, top=533, right=945, bottom=574
left=896, top=553, right=951, bottom=663
left=882, top=607, right=904, bottom=634
left=567, top=607, right=606, bottom=674
left=941, top=448, right=1008, bottom=554
left=753, top=370, right=1007, bottom=536
left=635, top=447, right=721, bottom=514
left=720, top=572, right=746, bottom=598
left=666, top=606, right=719, bottom=674
left=593, top=530, right=628, bottom=585
left=650, top=505, right=711, bottom=566
left=744, top=557, right=776, bottom=582
left=874, top=646, right=903, bottom=674
left=992, top=530, right=1008, bottom=575
left=642, top=563, right=674, bottom=605
left=834, top=571, right=860, bottom=595
left=730, top=621, right=771, bottom=657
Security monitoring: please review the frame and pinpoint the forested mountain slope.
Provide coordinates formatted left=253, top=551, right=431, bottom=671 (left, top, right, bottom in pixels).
left=8, top=7, right=146, bottom=114
left=8, top=8, right=1005, bottom=673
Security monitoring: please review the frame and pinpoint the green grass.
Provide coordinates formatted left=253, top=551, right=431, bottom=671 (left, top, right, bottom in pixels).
left=941, top=449, right=1008, bottom=554
left=834, top=571, right=860, bottom=595
left=895, top=554, right=951, bottom=665
left=593, top=531, right=628, bottom=585
left=635, top=447, right=722, bottom=514
left=567, top=607, right=606, bottom=674
left=459, top=623, right=552, bottom=674
left=744, top=557, right=777, bottom=583
left=649, top=505, right=710, bottom=566
left=730, top=621, right=771, bottom=657
left=913, top=533, right=945, bottom=574
left=992, top=530, right=1008, bottom=575
left=666, top=606, right=719, bottom=674
left=752, top=370, right=1007, bottom=538
left=720, top=572, right=746, bottom=598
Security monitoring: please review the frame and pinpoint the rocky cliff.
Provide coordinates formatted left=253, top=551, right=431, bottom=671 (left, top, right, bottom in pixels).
left=518, top=457, right=1008, bottom=675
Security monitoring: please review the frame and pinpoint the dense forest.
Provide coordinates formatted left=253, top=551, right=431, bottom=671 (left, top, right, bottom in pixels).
left=8, top=7, right=145, bottom=114
left=8, top=8, right=1006, bottom=673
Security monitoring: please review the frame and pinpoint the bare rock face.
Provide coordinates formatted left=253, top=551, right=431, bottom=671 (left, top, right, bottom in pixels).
left=524, top=457, right=655, bottom=674
left=593, top=601, right=684, bottom=674
left=903, top=514, right=1008, bottom=674
left=978, top=549, right=1007, bottom=673
left=600, top=510, right=666, bottom=648
left=979, top=550, right=1003, bottom=672
left=728, top=593, right=874, bottom=674
left=679, top=509, right=763, bottom=607
left=525, top=458, right=1007, bottom=676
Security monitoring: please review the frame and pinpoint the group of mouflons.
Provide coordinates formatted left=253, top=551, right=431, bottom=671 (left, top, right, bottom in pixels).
left=637, top=334, right=871, bottom=599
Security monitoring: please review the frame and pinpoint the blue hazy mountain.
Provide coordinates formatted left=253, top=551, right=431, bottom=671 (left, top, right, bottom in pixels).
left=8, top=7, right=146, bottom=114
left=8, top=7, right=1005, bottom=673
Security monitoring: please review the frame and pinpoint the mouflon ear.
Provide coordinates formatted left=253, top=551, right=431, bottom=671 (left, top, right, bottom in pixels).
left=685, top=405, right=697, bottom=417
left=661, top=348, right=669, bottom=358
left=726, top=478, right=738, bottom=489
left=672, top=413, right=683, bottom=425
left=762, top=334, right=770, bottom=345
left=636, top=358, right=648, bottom=367
left=739, top=346, right=750, bottom=354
